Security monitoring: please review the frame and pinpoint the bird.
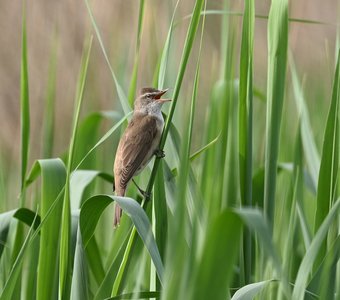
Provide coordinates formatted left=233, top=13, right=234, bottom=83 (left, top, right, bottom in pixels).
left=113, top=87, right=171, bottom=226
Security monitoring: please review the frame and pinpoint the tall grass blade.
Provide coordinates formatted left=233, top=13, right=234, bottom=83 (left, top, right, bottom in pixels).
left=189, top=134, right=220, bottom=162
left=20, top=0, right=30, bottom=193
left=74, top=112, right=131, bottom=171
left=42, top=36, right=58, bottom=158
left=239, top=0, right=254, bottom=207
left=313, top=49, right=340, bottom=268
left=290, top=55, right=320, bottom=190
left=9, top=4, right=31, bottom=296
left=153, top=160, right=167, bottom=291
left=127, top=0, right=145, bottom=106
left=0, top=208, right=40, bottom=259
left=222, top=79, right=238, bottom=210
left=157, top=0, right=180, bottom=89
left=0, top=111, right=128, bottom=298
left=0, top=186, right=65, bottom=299
left=94, top=234, right=130, bottom=300
left=146, top=0, right=204, bottom=197
left=22, top=234, right=39, bottom=299
left=166, top=122, right=206, bottom=225
left=218, top=1, right=237, bottom=212
left=8, top=209, right=40, bottom=228
left=105, top=291, right=160, bottom=300
left=153, top=160, right=167, bottom=261
left=0, top=207, right=40, bottom=297
left=111, top=227, right=137, bottom=296
left=0, top=212, right=19, bottom=261
left=314, top=235, right=340, bottom=297
left=162, top=4, right=206, bottom=296
left=59, top=37, right=92, bottom=299
left=231, top=280, right=276, bottom=300
left=0, top=213, right=38, bottom=300
left=277, top=128, right=303, bottom=298
left=296, top=203, right=311, bottom=249
left=181, top=10, right=330, bottom=26
left=239, top=0, right=254, bottom=284
left=70, top=221, right=89, bottom=300
left=189, top=211, right=242, bottom=300
left=236, top=208, right=291, bottom=298
left=292, top=198, right=340, bottom=300
left=235, top=208, right=282, bottom=274
left=26, top=159, right=66, bottom=300
left=264, top=0, right=289, bottom=224
left=73, top=111, right=120, bottom=169
left=163, top=55, right=200, bottom=300
left=84, top=0, right=131, bottom=114
left=79, top=195, right=164, bottom=283
left=309, top=236, right=340, bottom=299
left=70, top=170, right=111, bottom=210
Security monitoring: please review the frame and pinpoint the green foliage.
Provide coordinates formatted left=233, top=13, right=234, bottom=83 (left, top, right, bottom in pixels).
left=20, top=1, right=30, bottom=193
left=239, top=0, right=254, bottom=284
left=59, top=37, right=93, bottom=299
left=127, top=0, right=145, bottom=106
left=189, top=211, right=242, bottom=300
left=1, top=1, right=340, bottom=299
left=27, top=159, right=66, bottom=300
left=0, top=215, right=38, bottom=300
left=79, top=195, right=164, bottom=284
left=264, top=0, right=289, bottom=225
left=292, top=198, right=340, bottom=300
left=314, top=49, right=340, bottom=269
left=0, top=208, right=39, bottom=259
left=84, top=0, right=131, bottom=115
left=42, top=36, right=58, bottom=159
left=231, top=280, right=276, bottom=300
left=70, top=220, right=90, bottom=300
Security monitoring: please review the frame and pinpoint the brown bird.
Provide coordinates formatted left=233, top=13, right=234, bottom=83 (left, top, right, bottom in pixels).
left=113, top=87, right=171, bottom=226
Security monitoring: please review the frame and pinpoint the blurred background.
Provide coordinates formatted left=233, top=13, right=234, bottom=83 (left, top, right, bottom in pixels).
left=0, top=0, right=338, bottom=202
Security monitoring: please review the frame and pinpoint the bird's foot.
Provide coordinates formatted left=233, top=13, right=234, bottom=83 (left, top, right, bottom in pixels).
left=140, top=189, right=152, bottom=199
left=132, top=179, right=152, bottom=199
left=154, top=149, right=165, bottom=158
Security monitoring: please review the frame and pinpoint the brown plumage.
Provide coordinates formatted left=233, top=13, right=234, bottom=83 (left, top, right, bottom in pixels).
left=113, top=88, right=170, bottom=226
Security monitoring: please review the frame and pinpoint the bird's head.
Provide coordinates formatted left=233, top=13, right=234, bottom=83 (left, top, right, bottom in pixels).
left=134, top=87, right=171, bottom=114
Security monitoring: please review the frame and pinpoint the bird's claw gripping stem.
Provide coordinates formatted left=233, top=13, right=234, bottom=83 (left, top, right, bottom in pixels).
left=132, top=179, right=152, bottom=199
left=154, top=149, right=165, bottom=158
left=141, top=190, right=152, bottom=199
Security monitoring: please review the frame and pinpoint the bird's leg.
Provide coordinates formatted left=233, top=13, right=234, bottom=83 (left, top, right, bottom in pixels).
left=154, top=149, right=165, bottom=158
left=132, top=179, right=152, bottom=199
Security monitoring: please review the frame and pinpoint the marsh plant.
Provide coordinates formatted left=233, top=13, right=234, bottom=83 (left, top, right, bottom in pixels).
left=0, top=0, right=339, bottom=299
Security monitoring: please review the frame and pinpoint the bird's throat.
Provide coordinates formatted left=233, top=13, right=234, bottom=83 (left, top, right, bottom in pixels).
left=134, top=108, right=164, bottom=124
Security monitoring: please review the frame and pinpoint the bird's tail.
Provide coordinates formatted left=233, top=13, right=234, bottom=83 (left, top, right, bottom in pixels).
left=114, top=204, right=122, bottom=227
left=114, top=187, right=125, bottom=227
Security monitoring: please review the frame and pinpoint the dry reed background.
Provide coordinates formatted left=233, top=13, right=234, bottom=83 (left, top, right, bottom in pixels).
left=0, top=0, right=337, bottom=168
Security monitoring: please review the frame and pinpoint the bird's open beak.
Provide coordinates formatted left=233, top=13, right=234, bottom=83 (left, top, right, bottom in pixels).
left=155, top=89, right=171, bottom=103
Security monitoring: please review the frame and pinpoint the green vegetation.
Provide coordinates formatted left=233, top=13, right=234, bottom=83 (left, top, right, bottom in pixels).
left=0, top=0, right=339, bottom=299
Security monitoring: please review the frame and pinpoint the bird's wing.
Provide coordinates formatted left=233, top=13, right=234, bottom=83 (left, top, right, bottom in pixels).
left=118, top=115, right=158, bottom=188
